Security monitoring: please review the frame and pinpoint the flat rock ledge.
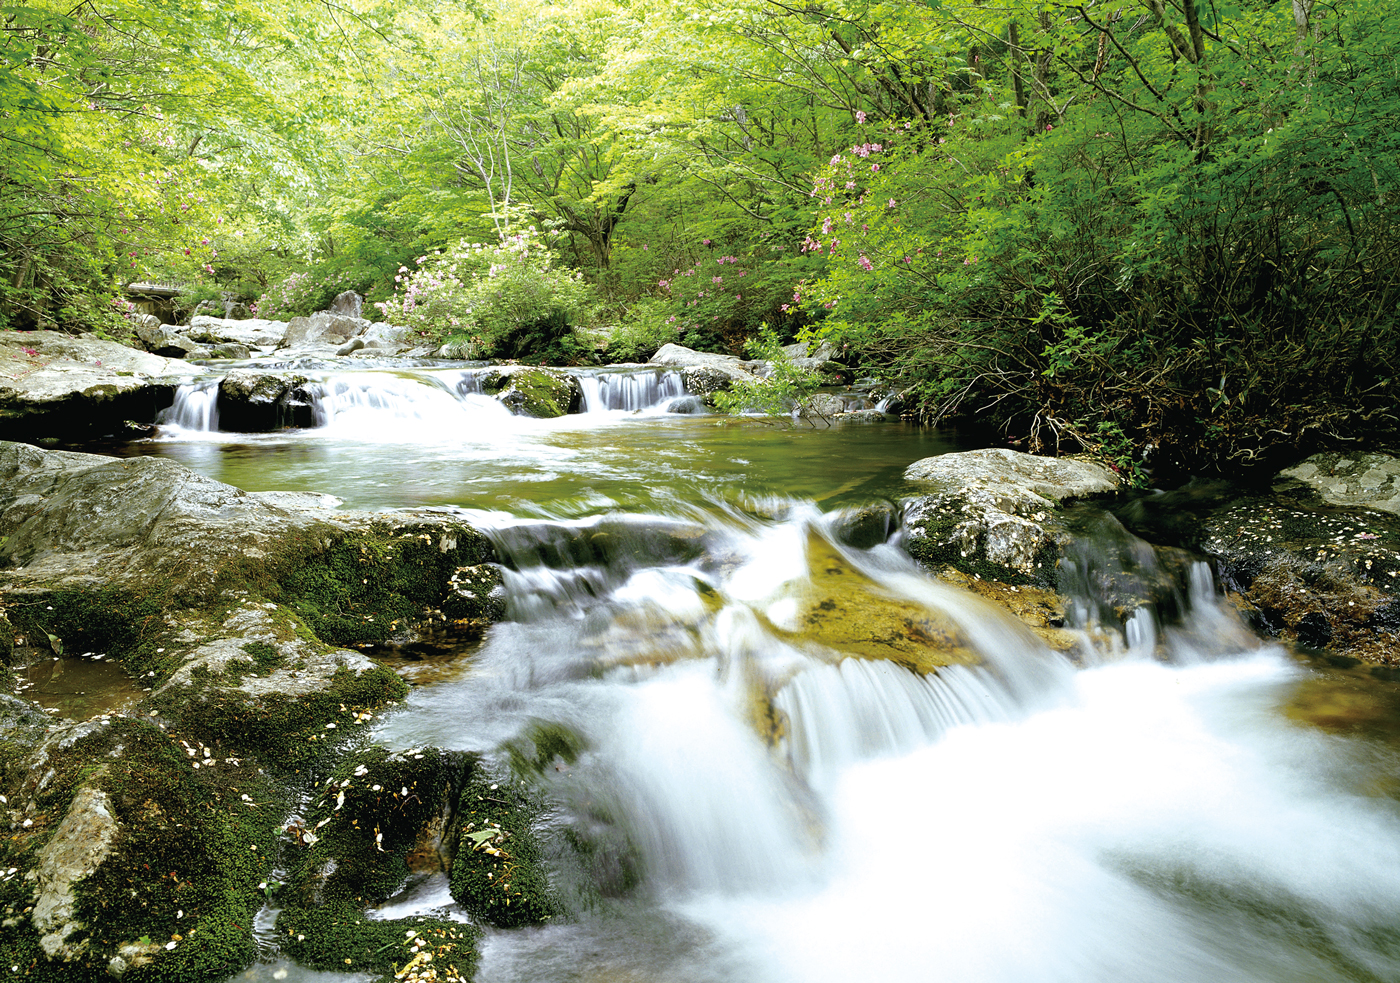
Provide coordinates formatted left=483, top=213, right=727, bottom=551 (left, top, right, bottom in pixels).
left=901, top=448, right=1122, bottom=585
left=0, top=441, right=512, bottom=981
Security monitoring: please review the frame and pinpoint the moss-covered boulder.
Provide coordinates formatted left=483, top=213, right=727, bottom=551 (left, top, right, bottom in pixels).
left=902, top=448, right=1121, bottom=586
left=282, top=745, right=470, bottom=906
left=0, top=716, right=280, bottom=982
left=277, top=904, right=479, bottom=982
left=482, top=367, right=581, bottom=418
left=275, top=746, right=482, bottom=982
left=449, top=766, right=561, bottom=928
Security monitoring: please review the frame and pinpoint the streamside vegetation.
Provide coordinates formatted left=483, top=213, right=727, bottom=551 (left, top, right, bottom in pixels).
left=2, top=0, right=1396, bottom=475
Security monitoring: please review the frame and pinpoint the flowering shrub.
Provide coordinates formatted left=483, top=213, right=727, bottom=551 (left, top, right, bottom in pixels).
left=258, top=270, right=371, bottom=320
left=374, top=230, right=596, bottom=361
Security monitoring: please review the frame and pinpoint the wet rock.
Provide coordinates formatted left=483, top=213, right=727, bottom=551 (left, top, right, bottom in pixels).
left=443, top=564, right=506, bottom=625
left=901, top=449, right=1121, bottom=585
left=1280, top=451, right=1400, bottom=514
left=649, top=342, right=759, bottom=393
left=0, top=331, right=200, bottom=442
left=279, top=312, right=367, bottom=349
left=187, top=315, right=288, bottom=350
left=1198, top=488, right=1400, bottom=665
left=30, top=786, right=119, bottom=959
left=835, top=408, right=889, bottom=423
left=216, top=370, right=308, bottom=431
left=449, top=765, right=561, bottom=927
left=486, top=366, right=581, bottom=417
left=335, top=337, right=365, bottom=356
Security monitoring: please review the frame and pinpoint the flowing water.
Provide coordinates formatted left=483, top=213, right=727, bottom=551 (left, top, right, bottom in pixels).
left=132, top=366, right=1400, bottom=983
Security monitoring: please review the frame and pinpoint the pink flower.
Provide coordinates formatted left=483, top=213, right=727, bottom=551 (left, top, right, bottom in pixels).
left=856, top=110, right=867, bottom=124
left=888, top=198, right=897, bottom=208
left=858, top=255, right=873, bottom=271
left=871, top=164, right=880, bottom=172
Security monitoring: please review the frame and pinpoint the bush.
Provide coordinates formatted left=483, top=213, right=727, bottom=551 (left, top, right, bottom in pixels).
left=374, top=229, right=597, bottom=361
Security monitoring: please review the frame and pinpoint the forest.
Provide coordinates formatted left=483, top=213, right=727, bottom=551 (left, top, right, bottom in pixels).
left=2, top=0, right=1397, bottom=479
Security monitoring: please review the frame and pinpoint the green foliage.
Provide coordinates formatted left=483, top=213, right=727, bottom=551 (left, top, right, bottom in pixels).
left=374, top=229, right=598, bottom=359
left=602, top=298, right=680, bottom=362
left=712, top=327, right=825, bottom=419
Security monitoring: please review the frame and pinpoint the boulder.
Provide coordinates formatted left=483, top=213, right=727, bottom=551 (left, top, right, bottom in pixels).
left=1280, top=451, right=1400, bottom=514
left=150, top=333, right=212, bottom=360
left=0, top=441, right=508, bottom=981
left=1194, top=481, right=1400, bottom=667
left=188, top=315, right=288, bottom=350
left=335, top=337, right=365, bottom=356
left=279, top=312, right=368, bottom=350
left=208, top=342, right=251, bottom=359
left=327, top=290, right=363, bottom=319
left=0, top=331, right=202, bottom=442
left=484, top=366, right=582, bottom=417
left=361, top=322, right=412, bottom=350
left=215, top=371, right=309, bottom=431
left=902, top=448, right=1121, bottom=584
left=649, top=342, right=759, bottom=394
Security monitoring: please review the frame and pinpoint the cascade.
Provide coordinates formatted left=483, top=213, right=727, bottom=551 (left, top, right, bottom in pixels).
left=158, top=379, right=220, bottom=431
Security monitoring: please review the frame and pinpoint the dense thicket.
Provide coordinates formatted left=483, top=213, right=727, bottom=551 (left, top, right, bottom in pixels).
left=3, top=0, right=1395, bottom=478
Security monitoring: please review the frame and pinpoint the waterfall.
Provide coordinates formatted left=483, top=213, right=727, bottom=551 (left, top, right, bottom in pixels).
left=577, top=369, right=687, bottom=413
left=158, top=380, right=220, bottom=431
left=367, top=496, right=1400, bottom=983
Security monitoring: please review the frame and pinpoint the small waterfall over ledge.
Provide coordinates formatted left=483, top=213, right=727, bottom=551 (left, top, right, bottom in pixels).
left=155, top=365, right=693, bottom=434
left=370, top=495, right=1400, bottom=983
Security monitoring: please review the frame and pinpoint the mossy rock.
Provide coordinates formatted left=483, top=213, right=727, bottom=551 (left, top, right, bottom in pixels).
left=448, top=766, right=561, bottom=928
left=494, top=369, right=580, bottom=418
left=284, top=745, right=471, bottom=907
left=149, top=662, right=408, bottom=775
left=0, top=717, right=280, bottom=982
left=259, top=521, right=496, bottom=647
left=277, top=903, right=479, bottom=982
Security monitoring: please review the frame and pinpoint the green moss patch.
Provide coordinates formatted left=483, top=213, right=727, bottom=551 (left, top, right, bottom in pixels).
left=150, top=664, right=407, bottom=775
left=277, top=903, right=479, bottom=982
left=2, top=587, right=182, bottom=682
left=285, top=745, right=469, bottom=906
left=0, top=718, right=280, bottom=983
left=448, top=766, right=560, bottom=928
left=252, top=523, right=495, bottom=647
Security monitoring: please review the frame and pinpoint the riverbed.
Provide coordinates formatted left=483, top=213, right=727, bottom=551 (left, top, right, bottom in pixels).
left=119, top=365, right=1400, bottom=983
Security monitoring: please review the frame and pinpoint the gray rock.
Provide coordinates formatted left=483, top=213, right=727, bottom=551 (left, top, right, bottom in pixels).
left=209, top=342, right=251, bottom=360
left=902, top=449, right=1121, bottom=583
left=906, top=448, right=1121, bottom=504
left=0, top=332, right=203, bottom=442
left=328, top=290, right=363, bottom=319
left=835, top=408, right=888, bottom=423
left=1280, top=451, right=1400, bottom=515
left=31, top=786, right=119, bottom=959
left=217, top=371, right=309, bottom=432
left=279, top=312, right=367, bottom=349
left=649, top=343, right=758, bottom=391
left=188, top=315, right=288, bottom=350
left=335, top=337, right=366, bottom=356
left=151, top=334, right=212, bottom=360
left=362, top=322, right=412, bottom=349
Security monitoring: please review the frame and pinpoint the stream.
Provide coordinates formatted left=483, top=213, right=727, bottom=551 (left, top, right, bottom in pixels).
left=122, top=365, right=1400, bottom=983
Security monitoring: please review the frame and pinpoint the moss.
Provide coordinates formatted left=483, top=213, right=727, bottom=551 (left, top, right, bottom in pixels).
left=244, top=523, right=495, bottom=647
left=284, top=745, right=469, bottom=906
left=498, top=369, right=577, bottom=418
left=448, top=766, right=561, bottom=928
left=501, top=720, right=586, bottom=779
left=3, top=587, right=182, bottom=683
left=0, top=610, right=15, bottom=664
left=276, top=903, right=479, bottom=981
left=0, top=718, right=280, bottom=983
left=150, top=664, right=408, bottom=775
left=239, top=640, right=284, bottom=672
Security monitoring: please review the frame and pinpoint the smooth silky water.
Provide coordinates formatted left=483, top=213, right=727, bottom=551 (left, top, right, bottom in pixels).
left=128, top=366, right=1400, bottom=983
